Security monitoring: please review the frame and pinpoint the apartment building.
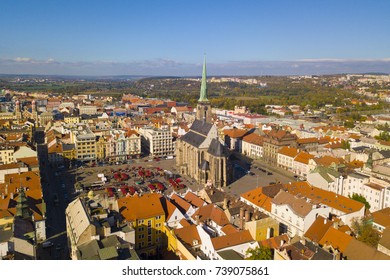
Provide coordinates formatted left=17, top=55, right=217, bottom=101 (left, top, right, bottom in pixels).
left=70, top=124, right=96, bottom=162
left=139, top=126, right=174, bottom=157
left=79, top=105, right=97, bottom=115
left=263, top=129, right=297, bottom=166
left=118, top=193, right=165, bottom=259
left=0, top=146, right=14, bottom=164
left=242, top=133, right=263, bottom=159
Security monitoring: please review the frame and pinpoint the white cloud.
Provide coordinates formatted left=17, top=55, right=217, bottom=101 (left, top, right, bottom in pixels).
left=0, top=57, right=390, bottom=76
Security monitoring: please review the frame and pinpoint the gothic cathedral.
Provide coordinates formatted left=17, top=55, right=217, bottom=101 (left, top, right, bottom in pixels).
left=175, top=57, right=231, bottom=188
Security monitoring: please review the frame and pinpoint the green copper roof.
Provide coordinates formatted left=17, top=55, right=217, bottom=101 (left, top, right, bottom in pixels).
left=16, top=188, right=31, bottom=219
left=198, top=55, right=209, bottom=102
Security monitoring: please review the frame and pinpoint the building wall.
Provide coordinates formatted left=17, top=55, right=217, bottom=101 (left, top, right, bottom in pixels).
left=245, top=217, right=279, bottom=242
left=271, top=203, right=330, bottom=237
left=378, top=244, right=390, bottom=257
left=13, top=146, right=37, bottom=161
left=13, top=238, right=36, bottom=258
left=0, top=148, right=14, bottom=164
left=132, top=214, right=165, bottom=258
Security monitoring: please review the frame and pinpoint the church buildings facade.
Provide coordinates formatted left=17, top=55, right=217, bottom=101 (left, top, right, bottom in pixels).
left=175, top=57, right=232, bottom=188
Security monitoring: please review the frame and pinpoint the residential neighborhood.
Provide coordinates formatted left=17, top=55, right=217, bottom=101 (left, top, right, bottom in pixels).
left=1, top=63, right=390, bottom=261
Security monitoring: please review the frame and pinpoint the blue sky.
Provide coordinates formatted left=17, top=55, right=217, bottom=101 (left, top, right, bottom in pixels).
left=1, top=0, right=389, bottom=75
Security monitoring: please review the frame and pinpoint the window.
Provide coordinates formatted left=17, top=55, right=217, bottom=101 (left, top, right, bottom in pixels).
left=138, top=234, right=144, bottom=239
left=148, top=236, right=152, bottom=242
left=148, top=220, right=152, bottom=226
left=148, top=228, right=152, bottom=235
left=138, top=219, right=144, bottom=225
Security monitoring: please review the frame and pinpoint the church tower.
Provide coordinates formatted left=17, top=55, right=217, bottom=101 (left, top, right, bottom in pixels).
left=16, top=188, right=31, bottom=220
left=196, top=56, right=212, bottom=123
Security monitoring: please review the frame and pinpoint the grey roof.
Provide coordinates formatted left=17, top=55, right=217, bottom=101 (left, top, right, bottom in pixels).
left=352, top=146, right=370, bottom=152
left=62, top=143, right=75, bottom=151
left=348, top=172, right=370, bottom=179
left=379, top=150, right=390, bottom=159
left=0, top=228, right=13, bottom=243
left=200, top=160, right=209, bottom=171
left=293, top=241, right=333, bottom=260
left=98, top=246, right=119, bottom=260
left=181, top=131, right=205, bottom=148
left=217, top=249, right=244, bottom=260
left=190, top=120, right=213, bottom=136
left=101, top=235, right=120, bottom=248
left=13, top=217, right=35, bottom=240
left=208, top=138, right=227, bottom=157
left=77, top=239, right=100, bottom=260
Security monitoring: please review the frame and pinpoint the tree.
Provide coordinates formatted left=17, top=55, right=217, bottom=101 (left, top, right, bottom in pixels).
left=351, top=216, right=380, bottom=247
left=246, top=246, right=273, bottom=260
left=349, top=193, right=370, bottom=211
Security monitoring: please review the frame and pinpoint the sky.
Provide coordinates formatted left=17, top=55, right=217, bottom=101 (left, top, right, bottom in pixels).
left=0, top=0, right=390, bottom=76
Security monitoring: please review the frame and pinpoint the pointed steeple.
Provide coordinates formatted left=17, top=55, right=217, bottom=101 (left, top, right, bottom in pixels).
left=198, top=55, right=209, bottom=102
left=16, top=188, right=31, bottom=219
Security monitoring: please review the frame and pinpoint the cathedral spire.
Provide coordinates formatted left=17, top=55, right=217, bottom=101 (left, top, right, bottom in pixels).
left=16, top=188, right=31, bottom=220
left=198, top=55, right=208, bottom=102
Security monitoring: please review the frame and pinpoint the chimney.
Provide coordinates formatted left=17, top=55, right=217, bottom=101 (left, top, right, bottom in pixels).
left=324, top=218, right=327, bottom=225
left=1, top=193, right=4, bottom=199
left=223, top=198, right=228, bottom=210
left=195, top=215, right=200, bottom=225
left=10, top=192, right=14, bottom=199
left=5, top=185, right=8, bottom=195
left=245, top=210, right=250, bottom=222
left=239, top=208, right=244, bottom=219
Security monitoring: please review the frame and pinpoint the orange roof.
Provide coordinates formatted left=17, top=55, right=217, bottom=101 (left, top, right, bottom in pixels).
left=174, top=224, right=201, bottom=247
left=372, top=208, right=390, bottom=228
left=260, top=234, right=289, bottom=249
left=211, top=230, right=254, bottom=250
left=118, top=193, right=164, bottom=221
left=184, top=192, right=205, bottom=208
left=0, top=171, right=44, bottom=220
left=346, top=160, right=364, bottom=169
left=223, top=128, right=248, bottom=138
left=319, top=227, right=353, bottom=253
left=240, top=185, right=283, bottom=213
left=278, top=146, right=298, bottom=158
left=179, top=219, right=191, bottom=227
left=294, top=151, right=314, bottom=164
left=365, top=183, right=384, bottom=191
left=0, top=163, right=20, bottom=171
left=192, top=204, right=229, bottom=227
left=314, top=156, right=344, bottom=167
left=170, top=194, right=192, bottom=213
left=242, top=133, right=263, bottom=146
left=297, top=137, right=318, bottom=144
left=379, top=140, right=390, bottom=146
left=284, top=181, right=364, bottom=214
left=0, top=209, right=13, bottom=219
left=221, top=224, right=239, bottom=235
left=126, top=129, right=139, bottom=137
left=272, top=190, right=314, bottom=218
left=17, top=157, right=39, bottom=167
left=174, top=106, right=191, bottom=112
left=160, top=197, right=178, bottom=221
left=48, top=143, right=63, bottom=154
left=265, top=129, right=297, bottom=141
left=304, top=216, right=334, bottom=243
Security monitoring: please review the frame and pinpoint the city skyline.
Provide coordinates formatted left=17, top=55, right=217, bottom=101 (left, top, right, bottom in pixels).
left=1, top=0, right=390, bottom=75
